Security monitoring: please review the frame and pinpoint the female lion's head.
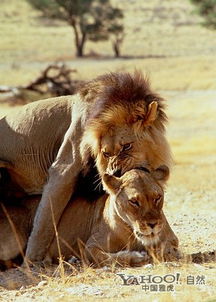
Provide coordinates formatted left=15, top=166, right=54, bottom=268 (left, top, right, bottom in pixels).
left=103, top=166, right=169, bottom=246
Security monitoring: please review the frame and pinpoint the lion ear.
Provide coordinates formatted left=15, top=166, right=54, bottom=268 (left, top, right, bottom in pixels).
left=152, top=165, right=169, bottom=182
left=102, top=173, right=122, bottom=194
left=144, top=101, right=158, bottom=125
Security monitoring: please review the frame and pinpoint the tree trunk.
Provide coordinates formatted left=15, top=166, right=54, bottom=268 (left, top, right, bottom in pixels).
left=70, top=20, right=86, bottom=57
left=113, top=41, right=120, bottom=58
left=76, top=45, right=83, bottom=57
left=77, top=31, right=86, bottom=58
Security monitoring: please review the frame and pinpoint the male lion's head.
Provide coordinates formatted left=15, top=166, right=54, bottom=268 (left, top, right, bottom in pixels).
left=103, top=165, right=169, bottom=246
left=80, top=71, right=172, bottom=184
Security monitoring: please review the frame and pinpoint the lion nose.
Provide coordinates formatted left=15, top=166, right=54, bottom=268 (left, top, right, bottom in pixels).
left=113, top=169, right=122, bottom=177
left=147, top=222, right=157, bottom=229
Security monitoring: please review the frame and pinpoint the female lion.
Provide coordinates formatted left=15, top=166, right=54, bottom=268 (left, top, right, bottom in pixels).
left=0, top=166, right=180, bottom=268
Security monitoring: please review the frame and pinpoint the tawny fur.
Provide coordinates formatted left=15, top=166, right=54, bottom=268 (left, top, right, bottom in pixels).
left=0, top=71, right=172, bottom=262
left=0, top=168, right=180, bottom=267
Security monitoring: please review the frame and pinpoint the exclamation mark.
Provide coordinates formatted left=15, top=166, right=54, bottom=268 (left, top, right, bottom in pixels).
left=176, top=273, right=181, bottom=284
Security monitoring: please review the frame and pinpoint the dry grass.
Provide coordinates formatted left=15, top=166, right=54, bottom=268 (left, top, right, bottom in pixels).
left=1, top=55, right=216, bottom=91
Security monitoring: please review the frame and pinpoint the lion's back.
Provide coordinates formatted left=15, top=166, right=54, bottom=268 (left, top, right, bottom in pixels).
left=0, top=95, right=76, bottom=193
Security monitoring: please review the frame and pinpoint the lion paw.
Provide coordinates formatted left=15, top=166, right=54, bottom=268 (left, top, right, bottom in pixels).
left=68, top=256, right=81, bottom=265
left=129, top=251, right=151, bottom=266
left=163, top=245, right=182, bottom=262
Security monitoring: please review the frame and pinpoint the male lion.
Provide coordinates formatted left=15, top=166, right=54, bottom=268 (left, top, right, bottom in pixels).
left=0, top=166, right=179, bottom=268
left=0, top=71, right=172, bottom=262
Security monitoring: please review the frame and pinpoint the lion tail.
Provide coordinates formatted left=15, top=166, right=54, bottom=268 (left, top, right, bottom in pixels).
left=185, top=250, right=216, bottom=264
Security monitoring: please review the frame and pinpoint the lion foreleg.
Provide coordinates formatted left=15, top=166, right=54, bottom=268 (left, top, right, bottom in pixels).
left=25, top=122, right=83, bottom=262
left=85, top=243, right=151, bottom=267
left=153, top=211, right=181, bottom=261
left=161, top=211, right=179, bottom=246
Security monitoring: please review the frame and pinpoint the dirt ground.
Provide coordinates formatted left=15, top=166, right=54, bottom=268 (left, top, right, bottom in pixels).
left=0, top=89, right=215, bottom=302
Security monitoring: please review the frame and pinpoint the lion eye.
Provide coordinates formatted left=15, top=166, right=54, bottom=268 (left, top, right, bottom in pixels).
left=103, top=151, right=111, bottom=158
left=128, top=199, right=140, bottom=207
left=122, top=143, right=132, bottom=152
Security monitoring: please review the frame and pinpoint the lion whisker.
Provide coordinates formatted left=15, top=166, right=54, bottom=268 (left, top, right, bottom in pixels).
left=94, top=181, right=102, bottom=192
left=93, top=174, right=101, bottom=185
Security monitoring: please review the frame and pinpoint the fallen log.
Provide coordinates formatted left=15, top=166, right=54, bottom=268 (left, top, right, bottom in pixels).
left=0, top=63, right=83, bottom=104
